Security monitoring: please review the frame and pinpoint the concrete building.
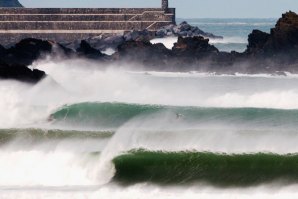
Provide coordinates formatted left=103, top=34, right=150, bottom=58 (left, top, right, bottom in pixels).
left=0, top=0, right=175, bottom=45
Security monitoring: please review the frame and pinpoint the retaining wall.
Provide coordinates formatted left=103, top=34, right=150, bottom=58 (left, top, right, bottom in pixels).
left=0, top=8, right=176, bottom=45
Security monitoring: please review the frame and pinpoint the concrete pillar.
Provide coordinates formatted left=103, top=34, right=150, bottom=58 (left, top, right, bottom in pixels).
left=162, top=0, right=168, bottom=10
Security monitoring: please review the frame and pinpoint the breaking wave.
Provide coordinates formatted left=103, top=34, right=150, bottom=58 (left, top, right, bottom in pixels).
left=113, top=149, right=298, bottom=186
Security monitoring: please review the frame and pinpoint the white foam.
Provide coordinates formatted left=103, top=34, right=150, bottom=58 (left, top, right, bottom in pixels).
left=1, top=183, right=298, bottom=199
left=209, top=36, right=247, bottom=44
left=150, top=37, right=178, bottom=49
left=102, top=48, right=116, bottom=55
left=150, top=36, right=248, bottom=50
left=0, top=150, right=99, bottom=186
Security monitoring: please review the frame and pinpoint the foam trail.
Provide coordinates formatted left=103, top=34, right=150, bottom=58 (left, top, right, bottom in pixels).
left=209, top=36, right=247, bottom=44
left=2, top=184, right=298, bottom=199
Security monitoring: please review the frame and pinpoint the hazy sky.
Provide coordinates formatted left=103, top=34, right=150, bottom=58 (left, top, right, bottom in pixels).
left=20, top=0, right=298, bottom=18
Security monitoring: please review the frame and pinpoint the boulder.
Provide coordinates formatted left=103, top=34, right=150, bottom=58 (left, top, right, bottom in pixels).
left=246, top=30, right=270, bottom=55
left=4, top=38, right=53, bottom=65
left=246, top=11, right=298, bottom=56
left=116, top=39, right=171, bottom=65
left=0, top=61, right=45, bottom=83
left=124, top=29, right=153, bottom=42
left=76, top=40, right=105, bottom=59
left=156, top=21, right=223, bottom=39
left=173, top=36, right=219, bottom=56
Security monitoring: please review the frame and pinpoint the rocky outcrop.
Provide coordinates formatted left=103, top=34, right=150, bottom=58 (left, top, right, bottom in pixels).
left=116, top=40, right=171, bottom=66
left=0, top=61, right=45, bottom=83
left=4, top=38, right=53, bottom=65
left=156, top=21, right=223, bottom=39
left=269, top=11, right=298, bottom=52
left=0, top=0, right=23, bottom=7
left=246, top=11, right=298, bottom=56
left=172, top=36, right=218, bottom=56
left=243, top=11, right=298, bottom=72
left=0, top=39, right=51, bottom=83
left=76, top=40, right=105, bottom=59
left=246, top=30, right=270, bottom=55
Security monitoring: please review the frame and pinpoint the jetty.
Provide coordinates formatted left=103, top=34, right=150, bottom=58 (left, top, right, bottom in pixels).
left=0, top=0, right=175, bottom=44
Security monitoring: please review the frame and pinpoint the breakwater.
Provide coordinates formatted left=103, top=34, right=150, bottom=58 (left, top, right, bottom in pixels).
left=0, top=8, right=175, bottom=45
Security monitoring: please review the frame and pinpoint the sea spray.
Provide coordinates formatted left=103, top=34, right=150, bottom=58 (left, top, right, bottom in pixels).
left=34, top=59, right=298, bottom=109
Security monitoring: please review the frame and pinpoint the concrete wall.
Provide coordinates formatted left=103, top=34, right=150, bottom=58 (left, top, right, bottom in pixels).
left=0, top=8, right=175, bottom=45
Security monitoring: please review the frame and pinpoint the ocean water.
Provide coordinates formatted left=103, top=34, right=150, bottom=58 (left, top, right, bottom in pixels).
left=179, top=18, right=276, bottom=52
left=1, top=18, right=298, bottom=198
left=1, top=57, right=298, bottom=198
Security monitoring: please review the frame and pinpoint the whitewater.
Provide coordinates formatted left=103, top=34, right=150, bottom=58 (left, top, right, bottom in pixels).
left=3, top=19, right=298, bottom=199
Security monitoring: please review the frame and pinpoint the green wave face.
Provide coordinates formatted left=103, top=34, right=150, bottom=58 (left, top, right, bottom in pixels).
left=52, top=102, right=163, bottom=129
left=113, top=150, right=298, bottom=186
left=51, top=102, right=298, bottom=129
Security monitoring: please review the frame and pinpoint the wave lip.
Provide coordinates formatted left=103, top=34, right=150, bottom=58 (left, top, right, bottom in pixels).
left=113, top=150, right=298, bottom=186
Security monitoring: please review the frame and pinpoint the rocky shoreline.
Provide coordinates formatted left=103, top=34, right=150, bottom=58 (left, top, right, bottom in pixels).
left=0, top=11, right=298, bottom=83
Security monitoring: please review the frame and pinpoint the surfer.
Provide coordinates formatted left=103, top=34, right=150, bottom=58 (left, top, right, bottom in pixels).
left=176, top=113, right=184, bottom=119
left=47, top=114, right=54, bottom=122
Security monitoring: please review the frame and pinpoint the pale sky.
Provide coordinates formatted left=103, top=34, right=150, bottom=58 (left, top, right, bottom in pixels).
left=20, top=0, right=298, bottom=18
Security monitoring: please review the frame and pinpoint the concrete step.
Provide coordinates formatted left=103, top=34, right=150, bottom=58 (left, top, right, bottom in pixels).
left=0, top=13, right=174, bottom=22
left=0, top=21, right=172, bottom=30
left=0, top=8, right=170, bottom=14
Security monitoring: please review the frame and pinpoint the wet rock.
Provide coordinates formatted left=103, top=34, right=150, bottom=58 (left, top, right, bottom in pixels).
left=4, top=38, right=53, bottom=65
left=173, top=36, right=219, bottom=56
left=246, top=11, right=298, bottom=57
left=116, top=40, right=171, bottom=64
left=76, top=40, right=105, bottom=59
left=124, top=29, right=153, bottom=42
left=156, top=21, right=223, bottom=39
left=0, top=61, right=45, bottom=83
left=246, top=30, right=270, bottom=55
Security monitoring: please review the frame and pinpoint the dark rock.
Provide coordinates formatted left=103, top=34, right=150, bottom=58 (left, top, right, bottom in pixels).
left=0, top=61, right=45, bottom=83
left=96, top=35, right=124, bottom=51
left=124, top=29, right=152, bottom=42
left=60, top=40, right=81, bottom=52
left=246, top=30, right=270, bottom=55
left=0, top=0, right=23, bottom=7
left=269, top=11, right=298, bottom=51
left=173, top=36, right=219, bottom=56
left=156, top=21, right=223, bottom=39
left=76, top=40, right=105, bottom=59
left=246, top=11, right=298, bottom=57
left=115, top=39, right=171, bottom=68
left=4, top=38, right=53, bottom=65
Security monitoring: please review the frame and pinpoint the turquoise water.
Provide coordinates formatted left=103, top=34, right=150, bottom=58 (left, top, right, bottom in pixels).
left=177, top=18, right=276, bottom=52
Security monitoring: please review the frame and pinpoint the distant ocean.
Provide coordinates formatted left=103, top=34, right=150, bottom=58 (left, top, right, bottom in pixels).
left=177, top=18, right=276, bottom=52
